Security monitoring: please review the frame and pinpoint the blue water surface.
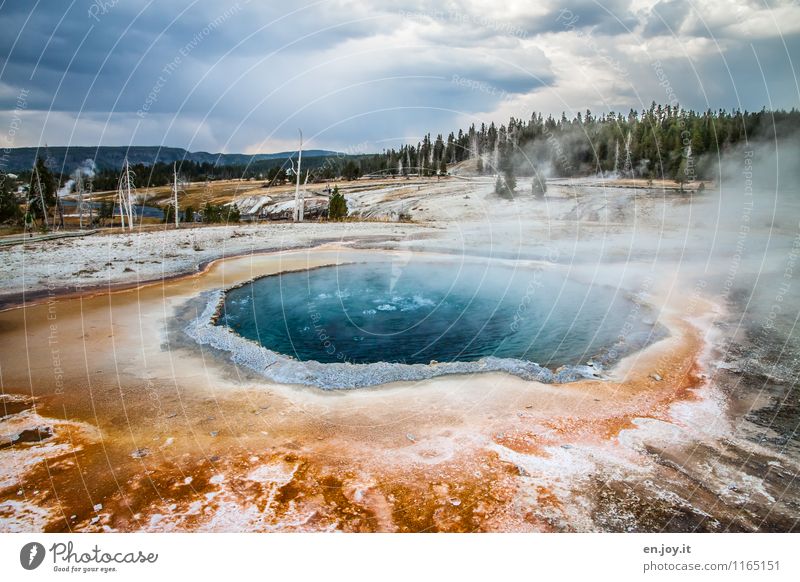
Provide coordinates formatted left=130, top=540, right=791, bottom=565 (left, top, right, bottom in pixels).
left=218, top=260, right=649, bottom=366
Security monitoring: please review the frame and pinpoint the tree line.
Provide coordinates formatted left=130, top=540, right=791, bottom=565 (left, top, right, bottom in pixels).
left=357, top=104, right=800, bottom=181
left=3, top=104, right=798, bottom=227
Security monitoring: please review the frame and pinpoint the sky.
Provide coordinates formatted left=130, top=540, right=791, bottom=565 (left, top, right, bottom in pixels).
left=1, top=0, right=798, bottom=154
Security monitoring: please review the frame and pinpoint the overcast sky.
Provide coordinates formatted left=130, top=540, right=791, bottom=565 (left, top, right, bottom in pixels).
left=1, top=0, right=798, bottom=153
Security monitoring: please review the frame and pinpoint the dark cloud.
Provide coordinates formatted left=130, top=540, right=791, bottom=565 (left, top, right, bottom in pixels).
left=0, top=0, right=797, bottom=152
left=516, top=0, right=637, bottom=36
left=642, top=0, right=689, bottom=37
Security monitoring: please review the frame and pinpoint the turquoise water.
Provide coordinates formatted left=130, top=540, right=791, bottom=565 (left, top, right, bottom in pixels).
left=218, top=261, right=650, bottom=366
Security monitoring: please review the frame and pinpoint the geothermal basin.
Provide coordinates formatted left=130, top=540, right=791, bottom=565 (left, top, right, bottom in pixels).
left=197, top=258, right=661, bottom=388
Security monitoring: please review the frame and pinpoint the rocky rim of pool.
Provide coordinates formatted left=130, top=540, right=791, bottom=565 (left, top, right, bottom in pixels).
left=184, top=260, right=667, bottom=389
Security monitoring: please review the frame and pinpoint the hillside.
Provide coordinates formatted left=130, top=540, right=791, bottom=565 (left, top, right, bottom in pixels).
left=2, top=146, right=338, bottom=173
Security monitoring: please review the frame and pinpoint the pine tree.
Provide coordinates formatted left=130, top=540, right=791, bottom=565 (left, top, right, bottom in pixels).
left=163, top=204, right=176, bottom=224
left=342, top=161, right=360, bottom=180
left=202, top=202, right=218, bottom=223
left=503, top=168, right=516, bottom=193
left=495, top=175, right=506, bottom=197
left=98, top=201, right=114, bottom=226
left=0, top=180, right=22, bottom=225
left=499, top=143, right=516, bottom=194
left=328, top=186, right=347, bottom=220
left=674, top=157, right=689, bottom=191
left=495, top=175, right=514, bottom=199
left=226, top=204, right=240, bottom=223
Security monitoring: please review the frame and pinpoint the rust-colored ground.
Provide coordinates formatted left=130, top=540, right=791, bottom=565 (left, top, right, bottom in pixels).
left=0, top=247, right=723, bottom=532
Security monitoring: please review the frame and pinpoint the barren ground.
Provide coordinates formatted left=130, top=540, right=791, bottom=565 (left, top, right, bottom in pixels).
left=1, top=176, right=797, bottom=532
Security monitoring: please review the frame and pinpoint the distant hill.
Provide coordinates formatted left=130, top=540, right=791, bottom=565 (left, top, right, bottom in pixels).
left=2, top=146, right=339, bottom=174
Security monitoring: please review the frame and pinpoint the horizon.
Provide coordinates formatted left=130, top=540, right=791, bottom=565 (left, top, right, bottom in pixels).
left=5, top=144, right=341, bottom=155
left=7, top=102, right=798, bottom=157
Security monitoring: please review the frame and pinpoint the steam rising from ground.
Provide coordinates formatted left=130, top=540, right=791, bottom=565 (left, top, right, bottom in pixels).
left=56, top=158, right=96, bottom=198
left=1, top=137, right=798, bottom=531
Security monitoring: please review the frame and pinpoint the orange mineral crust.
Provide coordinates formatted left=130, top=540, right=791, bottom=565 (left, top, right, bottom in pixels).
left=0, top=248, right=794, bottom=532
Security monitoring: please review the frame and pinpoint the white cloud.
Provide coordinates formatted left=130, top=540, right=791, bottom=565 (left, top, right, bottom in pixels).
left=0, top=0, right=797, bottom=151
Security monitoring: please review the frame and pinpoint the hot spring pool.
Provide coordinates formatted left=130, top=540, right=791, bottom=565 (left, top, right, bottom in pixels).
left=215, top=260, right=656, bottom=369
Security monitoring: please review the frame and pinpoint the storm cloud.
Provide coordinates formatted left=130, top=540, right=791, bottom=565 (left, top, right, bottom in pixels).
left=0, top=0, right=797, bottom=153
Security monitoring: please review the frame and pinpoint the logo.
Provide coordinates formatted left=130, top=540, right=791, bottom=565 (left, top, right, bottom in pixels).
left=20, top=542, right=46, bottom=570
